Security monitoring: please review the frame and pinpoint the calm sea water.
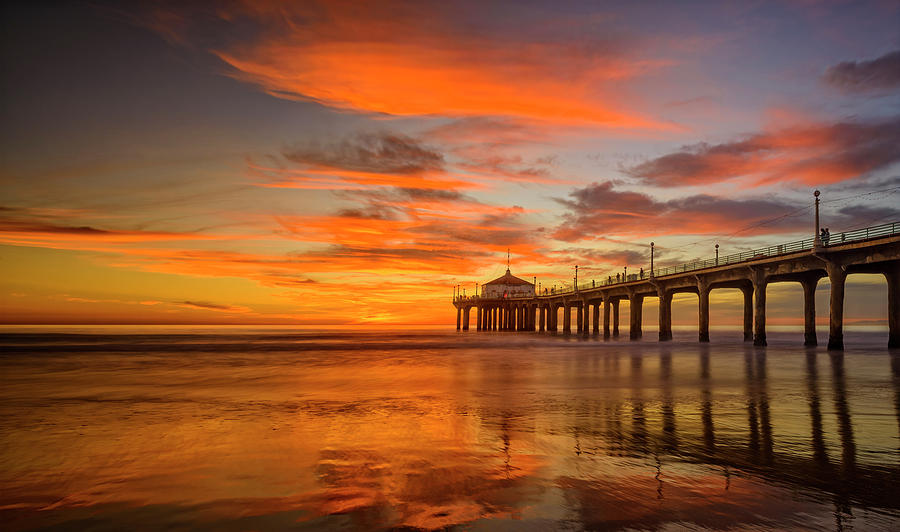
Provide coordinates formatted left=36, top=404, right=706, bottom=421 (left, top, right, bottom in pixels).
left=1, top=326, right=899, bottom=531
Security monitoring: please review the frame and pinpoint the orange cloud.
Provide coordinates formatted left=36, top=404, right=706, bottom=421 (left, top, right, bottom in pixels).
left=626, top=116, right=900, bottom=188
left=151, top=1, right=671, bottom=129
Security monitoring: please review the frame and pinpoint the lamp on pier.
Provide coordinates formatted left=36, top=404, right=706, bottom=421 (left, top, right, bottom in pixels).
left=650, top=242, right=655, bottom=277
left=715, top=243, right=719, bottom=265
left=813, top=189, right=822, bottom=249
left=575, top=265, right=579, bottom=291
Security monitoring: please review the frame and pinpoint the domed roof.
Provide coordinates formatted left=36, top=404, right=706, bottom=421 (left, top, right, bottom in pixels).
left=484, top=269, right=533, bottom=286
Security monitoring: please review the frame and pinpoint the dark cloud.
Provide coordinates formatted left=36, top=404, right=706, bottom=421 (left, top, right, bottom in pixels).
left=181, top=301, right=235, bottom=311
left=334, top=206, right=400, bottom=220
left=823, top=50, right=900, bottom=93
left=552, top=182, right=803, bottom=240
left=624, top=117, right=900, bottom=187
left=553, top=181, right=900, bottom=242
left=282, top=133, right=445, bottom=175
left=551, top=247, right=649, bottom=268
left=0, top=220, right=110, bottom=235
left=334, top=187, right=480, bottom=221
left=338, top=187, right=470, bottom=205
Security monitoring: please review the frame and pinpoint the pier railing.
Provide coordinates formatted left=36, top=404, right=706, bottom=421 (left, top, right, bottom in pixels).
left=453, top=220, right=900, bottom=301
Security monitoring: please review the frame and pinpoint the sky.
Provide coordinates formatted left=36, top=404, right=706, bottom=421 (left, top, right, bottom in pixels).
left=1, top=0, right=899, bottom=326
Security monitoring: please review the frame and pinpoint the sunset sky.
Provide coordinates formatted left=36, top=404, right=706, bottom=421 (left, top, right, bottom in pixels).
left=2, top=0, right=899, bottom=326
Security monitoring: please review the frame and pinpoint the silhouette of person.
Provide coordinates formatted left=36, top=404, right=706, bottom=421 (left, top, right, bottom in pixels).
left=824, top=228, right=830, bottom=245
left=640, top=267, right=644, bottom=279
left=616, top=273, right=620, bottom=283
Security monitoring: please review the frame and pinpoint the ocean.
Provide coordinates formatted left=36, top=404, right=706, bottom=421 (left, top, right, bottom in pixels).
left=1, top=326, right=898, bottom=531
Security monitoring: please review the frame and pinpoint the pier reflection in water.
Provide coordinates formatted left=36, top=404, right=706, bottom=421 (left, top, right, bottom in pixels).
left=1, top=328, right=899, bottom=530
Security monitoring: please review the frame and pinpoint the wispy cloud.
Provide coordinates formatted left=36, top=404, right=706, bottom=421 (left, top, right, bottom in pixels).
left=145, top=1, right=672, bottom=129
left=823, top=50, right=900, bottom=93
left=625, top=116, right=900, bottom=188
left=552, top=181, right=900, bottom=241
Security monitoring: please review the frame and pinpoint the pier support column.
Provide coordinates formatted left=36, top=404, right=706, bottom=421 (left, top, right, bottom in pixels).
left=582, top=301, right=590, bottom=336
left=741, top=285, right=753, bottom=342
left=612, top=299, right=620, bottom=337
left=827, top=263, right=846, bottom=351
left=658, top=288, right=673, bottom=341
left=752, top=273, right=767, bottom=346
left=563, top=303, right=572, bottom=333
left=801, top=276, right=819, bottom=346
left=539, top=306, right=545, bottom=332
left=603, top=299, right=611, bottom=339
left=698, top=280, right=710, bottom=343
left=576, top=304, right=583, bottom=334
left=630, top=294, right=644, bottom=340
left=887, top=263, right=900, bottom=348
left=462, top=307, right=470, bottom=331
left=550, top=304, right=557, bottom=332
left=593, top=303, right=600, bottom=335
left=476, top=307, right=482, bottom=331
left=531, top=305, right=537, bottom=331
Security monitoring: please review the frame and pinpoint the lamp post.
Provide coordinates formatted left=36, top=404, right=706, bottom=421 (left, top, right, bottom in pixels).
left=534, top=276, right=537, bottom=295
left=650, top=242, right=655, bottom=277
left=813, top=189, right=822, bottom=249
left=715, top=243, right=719, bottom=266
left=624, top=266, right=627, bottom=282
left=575, top=265, right=579, bottom=291
left=476, top=282, right=479, bottom=297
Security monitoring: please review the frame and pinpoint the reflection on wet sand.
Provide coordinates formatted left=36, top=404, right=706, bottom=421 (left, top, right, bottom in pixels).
left=1, top=331, right=899, bottom=530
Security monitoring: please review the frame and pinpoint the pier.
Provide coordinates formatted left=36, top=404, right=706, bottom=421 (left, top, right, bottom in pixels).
left=453, top=221, right=900, bottom=349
